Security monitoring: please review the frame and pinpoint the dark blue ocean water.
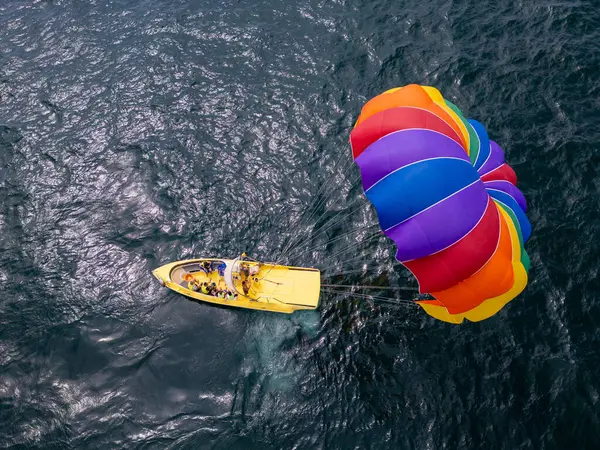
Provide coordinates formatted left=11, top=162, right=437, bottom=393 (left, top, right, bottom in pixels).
left=1, top=0, right=600, bottom=448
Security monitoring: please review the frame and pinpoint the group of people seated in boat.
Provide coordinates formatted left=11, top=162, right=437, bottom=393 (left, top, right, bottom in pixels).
left=184, top=259, right=261, bottom=299
left=184, top=274, right=238, bottom=300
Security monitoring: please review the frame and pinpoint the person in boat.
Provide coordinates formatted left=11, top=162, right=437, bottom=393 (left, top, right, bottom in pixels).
left=216, top=261, right=227, bottom=277
left=242, top=279, right=251, bottom=296
left=201, top=261, right=212, bottom=274
left=200, top=282, right=209, bottom=295
left=217, top=290, right=225, bottom=299
left=225, top=291, right=235, bottom=300
left=184, top=274, right=200, bottom=292
left=240, top=263, right=250, bottom=278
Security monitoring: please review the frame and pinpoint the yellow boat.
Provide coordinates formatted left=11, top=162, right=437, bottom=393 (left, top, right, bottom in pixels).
left=152, top=255, right=321, bottom=313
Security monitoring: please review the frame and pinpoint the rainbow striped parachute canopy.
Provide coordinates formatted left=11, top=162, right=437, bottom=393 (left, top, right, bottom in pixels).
left=350, top=84, right=531, bottom=324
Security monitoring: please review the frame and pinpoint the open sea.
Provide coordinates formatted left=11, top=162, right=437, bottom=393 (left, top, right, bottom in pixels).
left=1, top=0, right=600, bottom=448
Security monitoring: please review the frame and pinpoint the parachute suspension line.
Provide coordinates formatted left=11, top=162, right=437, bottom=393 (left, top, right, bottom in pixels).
left=322, top=269, right=413, bottom=285
left=288, top=169, right=361, bottom=241
left=285, top=222, right=380, bottom=262
left=318, top=246, right=385, bottom=268
left=311, top=229, right=382, bottom=266
left=278, top=193, right=367, bottom=262
left=306, top=170, right=363, bottom=228
left=316, top=242, right=395, bottom=274
left=273, top=181, right=347, bottom=264
left=275, top=171, right=362, bottom=262
left=320, top=288, right=419, bottom=307
left=321, top=284, right=418, bottom=292
left=302, top=156, right=356, bottom=217
left=279, top=149, right=355, bottom=246
left=307, top=147, right=354, bottom=205
left=262, top=169, right=359, bottom=282
left=321, top=262, right=396, bottom=280
left=322, top=268, right=382, bottom=278
left=319, top=248, right=406, bottom=276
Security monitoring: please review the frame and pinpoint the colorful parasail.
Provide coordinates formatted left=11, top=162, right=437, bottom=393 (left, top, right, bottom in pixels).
left=350, top=84, right=531, bottom=324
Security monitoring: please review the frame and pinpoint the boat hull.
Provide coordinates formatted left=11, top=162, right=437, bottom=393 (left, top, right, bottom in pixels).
left=152, top=258, right=320, bottom=314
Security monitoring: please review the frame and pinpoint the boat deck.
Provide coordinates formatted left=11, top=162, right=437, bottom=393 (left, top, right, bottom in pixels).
left=152, top=258, right=320, bottom=314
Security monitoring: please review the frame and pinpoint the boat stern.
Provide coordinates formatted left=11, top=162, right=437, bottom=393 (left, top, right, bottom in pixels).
left=256, top=265, right=321, bottom=310
left=288, top=267, right=321, bottom=309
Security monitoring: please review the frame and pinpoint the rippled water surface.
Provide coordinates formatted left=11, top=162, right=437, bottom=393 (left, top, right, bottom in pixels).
left=2, top=0, right=600, bottom=448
